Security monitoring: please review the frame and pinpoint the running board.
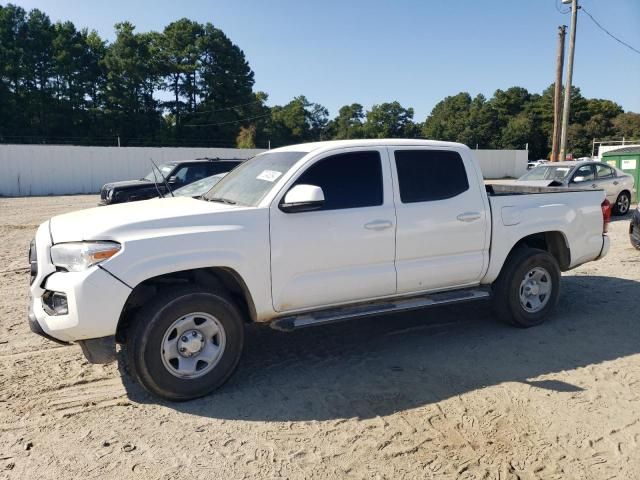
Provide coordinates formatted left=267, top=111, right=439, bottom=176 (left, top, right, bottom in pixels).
left=270, top=287, right=491, bottom=332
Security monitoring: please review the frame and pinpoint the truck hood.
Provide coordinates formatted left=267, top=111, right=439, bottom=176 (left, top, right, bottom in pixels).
left=49, top=197, right=242, bottom=243
left=102, top=179, right=154, bottom=190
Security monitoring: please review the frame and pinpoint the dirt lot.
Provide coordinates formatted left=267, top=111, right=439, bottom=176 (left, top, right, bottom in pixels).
left=1, top=195, right=639, bottom=479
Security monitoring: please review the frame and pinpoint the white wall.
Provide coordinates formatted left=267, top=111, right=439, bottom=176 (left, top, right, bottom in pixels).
left=0, top=145, right=264, bottom=196
left=473, top=149, right=528, bottom=179
left=0, top=144, right=527, bottom=196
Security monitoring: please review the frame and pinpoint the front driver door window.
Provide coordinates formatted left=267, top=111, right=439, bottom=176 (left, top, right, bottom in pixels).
left=572, top=165, right=595, bottom=184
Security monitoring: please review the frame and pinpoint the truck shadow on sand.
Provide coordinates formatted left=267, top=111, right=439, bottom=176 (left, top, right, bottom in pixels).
left=122, top=274, right=640, bottom=421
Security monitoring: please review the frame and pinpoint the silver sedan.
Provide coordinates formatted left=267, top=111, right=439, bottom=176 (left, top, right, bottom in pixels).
left=515, top=161, right=635, bottom=215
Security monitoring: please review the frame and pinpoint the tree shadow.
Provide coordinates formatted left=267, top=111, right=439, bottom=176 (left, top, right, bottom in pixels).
left=121, top=275, right=640, bottom=421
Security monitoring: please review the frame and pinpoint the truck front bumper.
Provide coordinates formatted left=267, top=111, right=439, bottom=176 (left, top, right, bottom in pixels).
left=29, top=222, right=130, bottom=363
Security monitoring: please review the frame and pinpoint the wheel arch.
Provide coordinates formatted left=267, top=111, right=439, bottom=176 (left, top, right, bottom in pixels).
left=115, top=267, right=256, bottom=344
left=506, top=230, right=571, bottom=272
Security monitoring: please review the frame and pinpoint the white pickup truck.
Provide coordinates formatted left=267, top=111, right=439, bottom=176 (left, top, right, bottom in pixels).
left=28, top=140, right=611, bottom=400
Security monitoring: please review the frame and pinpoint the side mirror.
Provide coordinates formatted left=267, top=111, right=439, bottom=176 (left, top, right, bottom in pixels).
left=280, top=184, right=325, bottom=213
left=572, top=176, right=585, bottom=183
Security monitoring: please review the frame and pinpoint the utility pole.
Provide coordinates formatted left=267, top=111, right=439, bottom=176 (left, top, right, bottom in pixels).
left=559, top=0, right=578, bottom=161
left=551, top=25, right=566, bottom=162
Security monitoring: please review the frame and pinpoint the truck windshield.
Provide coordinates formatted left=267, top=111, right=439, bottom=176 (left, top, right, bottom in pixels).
left=520, top=165, right=572, bottom=182
left=202, top=151, right=307, bottom=206
left=143, top=163, right=174, bottom=181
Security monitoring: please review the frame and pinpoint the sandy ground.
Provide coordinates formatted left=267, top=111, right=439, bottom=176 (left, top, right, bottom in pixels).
left=1, top=194, right=639, bottom=480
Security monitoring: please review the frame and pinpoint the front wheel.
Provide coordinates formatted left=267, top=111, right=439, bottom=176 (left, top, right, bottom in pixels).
left=123, top=287, right=245, bottom=401
left=492, top=248, right=560, bottom=327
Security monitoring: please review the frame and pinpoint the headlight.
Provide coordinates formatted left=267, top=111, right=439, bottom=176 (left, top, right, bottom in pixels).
left=106, top=189, right=114, bottom=200
left=50, top=242, right=121, bottom=272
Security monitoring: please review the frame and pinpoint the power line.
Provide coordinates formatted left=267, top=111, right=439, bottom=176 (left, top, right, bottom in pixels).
left=182, top=112, right=271, bottom=127
left=581, top=6, right=640, bottom=56
left=183, top=99, right=265, bottom=115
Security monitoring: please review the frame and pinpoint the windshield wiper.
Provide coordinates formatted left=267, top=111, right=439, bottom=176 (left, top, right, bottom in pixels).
left=206, top=197, right=237, bottom=205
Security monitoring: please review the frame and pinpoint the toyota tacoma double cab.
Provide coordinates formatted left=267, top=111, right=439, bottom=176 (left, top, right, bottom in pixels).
left=28, top=140, right=611, bottom=400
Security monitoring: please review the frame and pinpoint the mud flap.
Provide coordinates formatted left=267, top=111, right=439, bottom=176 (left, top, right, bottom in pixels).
left=78, top=336, right=116, bottom=364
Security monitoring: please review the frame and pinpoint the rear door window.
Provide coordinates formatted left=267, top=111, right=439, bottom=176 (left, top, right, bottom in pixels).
left=595, top=164, right=615, bottom=179
left=173, top=164, right=209, bottom=184
left=394, top=150, right=469, bottom=203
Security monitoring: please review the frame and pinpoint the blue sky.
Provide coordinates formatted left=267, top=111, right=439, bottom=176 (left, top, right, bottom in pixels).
left=11, top=0, right=640, bottom=120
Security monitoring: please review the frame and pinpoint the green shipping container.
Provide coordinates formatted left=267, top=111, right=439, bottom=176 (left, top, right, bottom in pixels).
left=602, top=146, right=640, bottom=203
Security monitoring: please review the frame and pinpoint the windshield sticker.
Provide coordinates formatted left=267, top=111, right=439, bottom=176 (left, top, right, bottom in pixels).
left=256, top=170, right=282, bottom=182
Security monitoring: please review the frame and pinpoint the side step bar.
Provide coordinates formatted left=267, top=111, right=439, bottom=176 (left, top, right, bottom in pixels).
left=270, top=287, right=491, bottom=332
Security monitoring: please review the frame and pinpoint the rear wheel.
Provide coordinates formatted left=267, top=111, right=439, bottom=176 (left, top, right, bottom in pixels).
left=613, top=191, right=631, bottom=216
left=123, top=286, right=245, bottom=401
left=492, top=248, right=560, bottom=327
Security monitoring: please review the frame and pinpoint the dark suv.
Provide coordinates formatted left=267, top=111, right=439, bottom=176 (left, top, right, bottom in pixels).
left=99, top=158, right=243, bottom=205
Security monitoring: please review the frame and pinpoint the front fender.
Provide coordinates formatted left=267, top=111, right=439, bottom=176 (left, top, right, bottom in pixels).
left=103, top=222, right=273, bottom=321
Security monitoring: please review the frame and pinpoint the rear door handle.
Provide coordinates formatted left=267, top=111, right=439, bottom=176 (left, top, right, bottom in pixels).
left=364, top=220, right=393, bottom=230
left=592, top=184, right=598, bottom=188
left=613, top=181, right=619, bottom=185
left=457, top=212, right=481, bottom=223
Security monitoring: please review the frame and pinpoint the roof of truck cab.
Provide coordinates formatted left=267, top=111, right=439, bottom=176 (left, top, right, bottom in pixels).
left=271, top=139, right=467, bottom=153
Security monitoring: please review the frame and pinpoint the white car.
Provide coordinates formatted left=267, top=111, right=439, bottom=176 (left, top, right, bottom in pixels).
left=515, top=161, right=635, bottom=215
left=527, top=159, right=548, bottom=170
left=28, top=139, right=611, bottom=400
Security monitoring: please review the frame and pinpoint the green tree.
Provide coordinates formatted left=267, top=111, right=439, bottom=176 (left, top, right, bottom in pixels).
left=236, top=125, right=256, bottom=148
left=157, top=19, right=203, bottom=121
left=266, top=95, right=328, bottom=146
left=363, top=101, right=416, bottom=138
left=21, top=8, right=55, bottom=136
left=327, top=103, right=364, bottom=139
left=613, top=112, right=640, bottom=139
left=422, top=92, right=474, bottom=141
left=185, top=22, right=256, bottom=146
left=103, top=22, right=161, bottom=143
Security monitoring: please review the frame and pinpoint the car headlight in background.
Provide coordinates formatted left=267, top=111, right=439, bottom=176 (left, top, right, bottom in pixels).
left=50, top=242, right=121, bottom=272
left=106, top=189, right=114, bottom=200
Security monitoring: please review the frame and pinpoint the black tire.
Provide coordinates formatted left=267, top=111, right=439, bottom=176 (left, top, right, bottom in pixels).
left=123, top=286, right=245, bottom=401
left=613, top=191, right=631, bottom=216
left=492, top=248, right=560, bottom=328
left=631, top=222, right=640, bottom=250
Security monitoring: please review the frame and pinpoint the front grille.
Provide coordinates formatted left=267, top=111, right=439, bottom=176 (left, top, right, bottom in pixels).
left=29, top=239, right=37, bottom=285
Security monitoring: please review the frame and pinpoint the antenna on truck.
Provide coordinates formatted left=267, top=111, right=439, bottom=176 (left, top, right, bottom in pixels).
left=149, top=158, right=175, bottom=198
left=149, top=159, right=164, bottom=198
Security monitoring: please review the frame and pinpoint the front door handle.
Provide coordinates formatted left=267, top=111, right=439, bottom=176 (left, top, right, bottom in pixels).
left=457, top=212, right=481, bottom=223
left=364, top=220, right=393, bottom=230
left=613, top=181, right=619, bottom=185
left=592, top=184, right=598, bottom=188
